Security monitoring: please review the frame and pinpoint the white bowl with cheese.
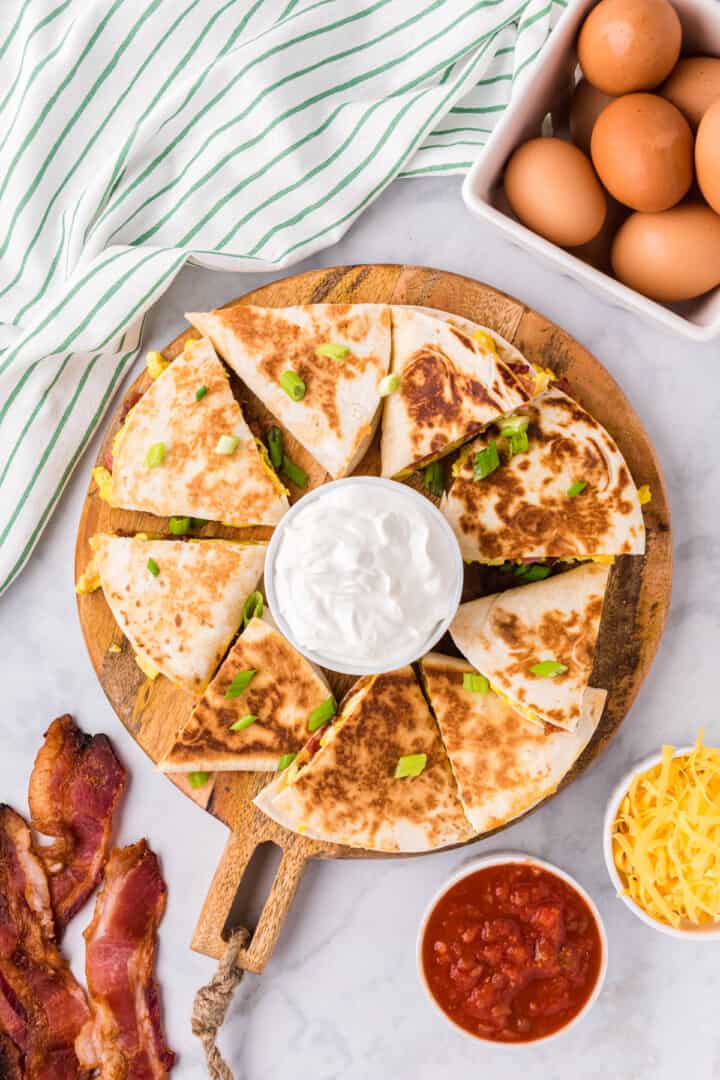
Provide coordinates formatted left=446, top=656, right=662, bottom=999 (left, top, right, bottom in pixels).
left=603, top=745, right=720, bottom=939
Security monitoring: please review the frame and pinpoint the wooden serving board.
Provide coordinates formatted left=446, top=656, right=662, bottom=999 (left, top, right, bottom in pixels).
left=75, top=264, right=672, bottom=973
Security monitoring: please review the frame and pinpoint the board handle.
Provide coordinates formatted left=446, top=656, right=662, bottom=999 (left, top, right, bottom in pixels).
left=192, top=824, right=309, bottom=974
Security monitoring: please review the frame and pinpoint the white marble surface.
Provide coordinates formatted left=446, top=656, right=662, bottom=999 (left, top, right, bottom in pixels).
left=2, top=176, right=720, bottom=1080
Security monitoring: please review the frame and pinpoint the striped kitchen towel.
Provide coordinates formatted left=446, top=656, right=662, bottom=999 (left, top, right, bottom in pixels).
left=0, top=0, right=562, bottom=595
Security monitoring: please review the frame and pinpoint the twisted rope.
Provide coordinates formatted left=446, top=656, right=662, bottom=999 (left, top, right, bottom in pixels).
left=192, top=927, right=250, bottom=1080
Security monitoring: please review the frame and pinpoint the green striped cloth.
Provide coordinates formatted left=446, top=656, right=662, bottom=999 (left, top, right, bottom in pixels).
left=0, top=0, right=563, bottom=595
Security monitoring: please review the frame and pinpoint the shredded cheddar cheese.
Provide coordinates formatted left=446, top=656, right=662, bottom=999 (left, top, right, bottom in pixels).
left=472, top=328, right=497, bottom=354
left=612, top=732, right=720, bottom=927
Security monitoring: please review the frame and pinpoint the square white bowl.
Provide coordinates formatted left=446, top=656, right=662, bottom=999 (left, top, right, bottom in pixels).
left=462, top=0, right=720, bottom=342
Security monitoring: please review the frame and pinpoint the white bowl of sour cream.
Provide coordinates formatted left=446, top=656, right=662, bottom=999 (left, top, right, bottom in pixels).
left=265, top=477, right=464, bottom=676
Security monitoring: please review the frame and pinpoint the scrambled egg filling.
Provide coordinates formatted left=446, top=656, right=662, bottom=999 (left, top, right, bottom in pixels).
left=75, top=560, right=100, bottom=594
left=637, top=484, right=652, bottom=505
left=135, top=652, right=159, bottom=680
left=93, top=466, right=114, bottom=504
left=146, top=350, right=170, bottom=379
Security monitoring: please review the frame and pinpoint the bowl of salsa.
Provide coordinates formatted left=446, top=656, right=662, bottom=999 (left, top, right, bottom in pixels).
left=417, top=852, right=607, bottom=1045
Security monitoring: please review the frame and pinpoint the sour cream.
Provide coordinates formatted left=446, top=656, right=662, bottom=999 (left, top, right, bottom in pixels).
left=267, top=478, right=463, bottom=675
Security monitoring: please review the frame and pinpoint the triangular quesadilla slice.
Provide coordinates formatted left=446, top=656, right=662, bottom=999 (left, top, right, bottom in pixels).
left=441, top=386, right=646, bottom=563
left=449, top=563, right=610, bottom=732
left=254, top=667, right=472, bottom=852
left=160, top=615, right=332, bottom=772
left=380, top=307, right=537, bottom=479
left=420, top=653, right=606, bottom=834
left=103, top=337, right=288, bottom=526
left=90, top=535, right=266, bottom=694
left=185, top=304, right=392, bottom=478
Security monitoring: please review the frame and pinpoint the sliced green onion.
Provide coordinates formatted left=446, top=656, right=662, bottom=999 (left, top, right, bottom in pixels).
left=190, top=518, right=206, bottom=530
left=315, top=343, right=349, bottom=362
left=195, top=384, right=208, bottom=401
left=499, top=561, right=515, bottom=574
left=379, top=373, right=400, bottom=396
left=473, top=439, right=500, bottom=480
left=188, top=771, right=210, bottom=789
left=216, top=434, right=240, bottom=455
left=394, top=753, right=427, bottom=779
left=242, top=591, right=264, bottom=627
left=423, top=460, right=444, bottom=498
left=282, top=455, right=308, bottom=489
left=508, top=430, right=529, bottom=456
left=224, top=669, right=257, bottom=699
left=280, top=370, right=306, bottom=401
left=277, top=752, right=297, bottom=772
left=530, top=660, right=568, bottom=678
left=500, top=414, right=529, bottom=437
left=267, top=426, right=283, bottom=469
left=567, top=480, right=588, bottom=498
left=230, top=714, right=258, bottom=732
left=463, top=672, right=489, bottom=694
left=147, top=557, right=160, bottom=577
left=515, top=563, right=551, bottom=582
left=308, top=696, right=337, bottom=733
left=145, top=442, right=165, bottom=468
left=169, top=516, right=191, bottom=536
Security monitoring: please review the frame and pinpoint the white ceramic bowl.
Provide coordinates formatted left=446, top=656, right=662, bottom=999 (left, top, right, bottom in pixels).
left=416, top=851, right=608, bottom=1045
left=462, top=0, right=720, bottom=341
left=264, top=476, right=464, bottom=676
left=603, top=746, right=720, bottom=939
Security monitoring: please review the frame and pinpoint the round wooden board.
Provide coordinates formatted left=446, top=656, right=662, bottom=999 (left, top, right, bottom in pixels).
left=75, top=264, right=671, bottom=969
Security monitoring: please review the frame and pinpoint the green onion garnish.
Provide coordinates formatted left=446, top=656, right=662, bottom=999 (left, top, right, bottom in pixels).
left=463, top=672, right=489, bottom=694
left=188, top=771, right=210, bottom=789
left=280, top=370, right=306, bottom=401
left=267, top=426, right=283, bottom=469
left=169, top=516, right=191, bottom=536
left=499, top=561, right=515, bottom=574
left=277, top=752, right=297, bottom=772
left=315, top=343, right=349, bottom=362
left=379, top=373, right=399, bottom=396
left=473, top=440, right=500, bottom=480
left=567, top=480, right=588, bottom=498
left=500, top=414, right=529, bottom=437
left=195, top=385, right=208, bottom=401
left=530, top=660, right=568, bottom=678
left=516, top=563, right=551, bottom=582
left=216, top=434, right=240, bottom=455
left=282, top=455, right=308, bottom=489
left=145, top=442, right=165, bottom=468
left=308, top=696, right=337, bottom=733
left=190, top=518, right=205, bottom=530
left=394, top=753, right=427, bottom=779
left=423, top=460, right=444, bottom=498
left=147, top=557, right=160, bottom=577
left=224, top=669, right=257, bottom=699
left=230, top=714, right=258, bottom=732
left=508, top=430, right=529, bottom=456
left=242, top=591, right=264, bottom=627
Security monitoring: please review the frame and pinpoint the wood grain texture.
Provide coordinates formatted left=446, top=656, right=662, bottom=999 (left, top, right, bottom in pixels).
left=74, top=265, right=672, bottom=968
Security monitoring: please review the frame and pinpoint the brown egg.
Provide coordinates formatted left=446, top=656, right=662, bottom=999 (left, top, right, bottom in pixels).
left=578, top=0, right=682, bottom=95
left=504, top=138, right=607, bottom=247
left=591, top=94, right=693, bottom=211
left=696, top=100, right=720, bottom=214
left=611, top=203, right=720, bottom=301
left=569, top=80, right=615, bottom=153
left=660, top=57, right=720, bottom=130
left=573, top=196, right=628, bottom=272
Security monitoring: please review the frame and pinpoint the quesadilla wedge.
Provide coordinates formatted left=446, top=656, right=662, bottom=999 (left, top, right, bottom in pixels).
left=254, top=666, right=472, bottom=852
left=160, top=615, right=332, bottom=772
left=185, top=304, right=392, bottom=478
left=420, top=653, right=606, bottom=834
left=441, top=386, right=646, bottom=563
left=100, top=337, right=288, bottom=526
left=449, top=562, right=610, bottom=732
left=380, top=307, right=537, bottom=479
left=89, top=535, right=266, bottom=694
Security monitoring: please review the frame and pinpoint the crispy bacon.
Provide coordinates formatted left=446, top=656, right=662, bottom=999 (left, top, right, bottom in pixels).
left=29, top=715, right=126, bottom=933
left=0, top=806, right=89, bottom=1080
left=77, top=840, right=175, bottom=1078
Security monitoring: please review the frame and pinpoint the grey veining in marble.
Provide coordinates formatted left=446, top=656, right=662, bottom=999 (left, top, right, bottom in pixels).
left=2, top=176, right=720, bottom=1080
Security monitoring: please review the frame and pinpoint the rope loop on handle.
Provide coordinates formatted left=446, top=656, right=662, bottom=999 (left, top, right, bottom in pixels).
left=192, top=927, right=251, bottom=1080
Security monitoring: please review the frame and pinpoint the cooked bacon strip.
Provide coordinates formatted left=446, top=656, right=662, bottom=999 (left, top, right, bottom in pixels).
left=29, top=715, right=126, bottom=933
left=0, top=1033, right=22, bottom=1080
left=0, top=806, right=89, bottom=1080
left=77, top=840, right=175, bottom=1078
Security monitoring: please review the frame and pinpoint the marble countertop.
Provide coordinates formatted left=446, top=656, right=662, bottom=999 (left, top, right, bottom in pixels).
left=3, top=175, right=720, bottom=1080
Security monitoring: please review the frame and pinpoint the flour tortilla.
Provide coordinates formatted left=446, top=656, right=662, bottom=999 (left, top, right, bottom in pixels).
left=110, top=337, right=288, bottom=526
left=420, top=653, right=606, bottom=834
left=92, top=535, right=266, bottom=694
left=449, top=562, right=611, bottom=732
left=185, top=304, right=392, bottom=478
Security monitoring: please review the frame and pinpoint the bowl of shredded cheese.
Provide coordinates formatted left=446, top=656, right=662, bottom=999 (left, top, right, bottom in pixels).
left=603, top=733, right=720, bottom=938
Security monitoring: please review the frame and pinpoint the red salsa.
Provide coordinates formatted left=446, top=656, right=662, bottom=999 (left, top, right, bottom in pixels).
left=421, top=862, right=603, bottom=1043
